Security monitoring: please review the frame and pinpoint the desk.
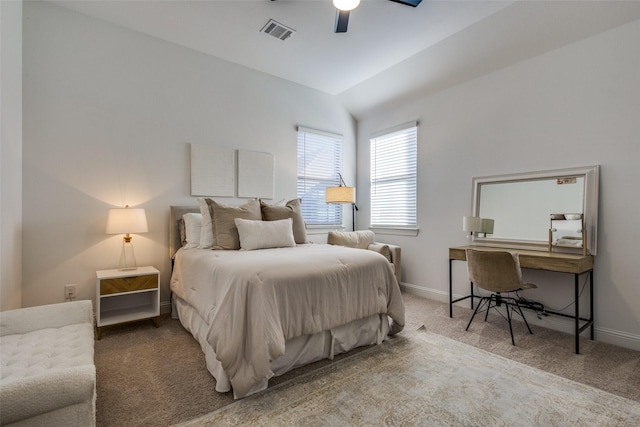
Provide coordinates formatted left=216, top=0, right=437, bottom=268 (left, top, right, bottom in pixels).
left=449, top=245, right=594, bottom=354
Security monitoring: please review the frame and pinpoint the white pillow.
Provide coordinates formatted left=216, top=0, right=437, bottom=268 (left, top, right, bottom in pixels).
left=234, top=218, right=296, bottom=251
left=182, top=213, right=202, bottom=249
left=197, top=198, right=214, bottom=249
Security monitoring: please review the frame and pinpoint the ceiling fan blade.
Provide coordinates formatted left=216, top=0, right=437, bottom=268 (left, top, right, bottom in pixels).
left=334, top=10, right=350, bottom=33
left=388, top=0, right=422, bottom=6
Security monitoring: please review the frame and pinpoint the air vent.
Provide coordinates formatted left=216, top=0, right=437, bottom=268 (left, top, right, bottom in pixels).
left=261, top=19, right=295, bottom=41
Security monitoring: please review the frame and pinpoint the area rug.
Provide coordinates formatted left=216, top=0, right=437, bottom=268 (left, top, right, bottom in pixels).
left=177, top=327, right=639, bottom=426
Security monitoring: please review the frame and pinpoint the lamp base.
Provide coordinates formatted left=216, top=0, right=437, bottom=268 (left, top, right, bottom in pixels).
left=119, top=238, right=138, bottom=270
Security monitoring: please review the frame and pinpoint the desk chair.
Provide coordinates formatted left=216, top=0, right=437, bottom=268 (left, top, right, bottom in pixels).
left=465, top=249, right=537, bottom=345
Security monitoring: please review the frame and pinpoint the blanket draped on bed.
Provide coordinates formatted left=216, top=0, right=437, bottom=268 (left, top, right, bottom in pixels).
left=170, top=244, right=405, bottom=398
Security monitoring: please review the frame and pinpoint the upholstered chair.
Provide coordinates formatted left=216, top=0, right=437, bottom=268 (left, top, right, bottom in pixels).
left=327, top=230, right=402, bottom=285
left=465, top=249, right=537, bottom=345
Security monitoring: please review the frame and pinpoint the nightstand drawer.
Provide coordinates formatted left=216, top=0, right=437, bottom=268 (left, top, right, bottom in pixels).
left=100, top=274, right=158, bottom=295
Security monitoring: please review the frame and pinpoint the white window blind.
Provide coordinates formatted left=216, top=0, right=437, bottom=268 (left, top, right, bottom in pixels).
left=370, top=123, right=417, bottom=228
left=297, top=127, right=343, bottom=226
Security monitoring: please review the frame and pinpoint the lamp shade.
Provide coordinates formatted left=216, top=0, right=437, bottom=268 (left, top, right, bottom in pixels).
left=480, top=218, right=495, bottom=234
left=463, top=216, right=494, bottom=235
left=106, top=208, right=148, bottom=234
left=333, top=0, right=360, bottom=11
left=326, top=186, right=356, bottom=204
left=462, top=216, right=483, bottom=233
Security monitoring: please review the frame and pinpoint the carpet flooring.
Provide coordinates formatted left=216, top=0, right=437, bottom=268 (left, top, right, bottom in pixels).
left=179, top=329, right=640, bottom=426
left=94, top=292, right=640, bottom=426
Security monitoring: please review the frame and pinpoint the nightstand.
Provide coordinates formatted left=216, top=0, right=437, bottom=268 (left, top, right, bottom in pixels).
left=95, top=266, right=160, bottom=339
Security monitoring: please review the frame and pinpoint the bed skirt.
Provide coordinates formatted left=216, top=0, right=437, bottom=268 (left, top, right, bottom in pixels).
left=172, top=295, right=389, bottom=399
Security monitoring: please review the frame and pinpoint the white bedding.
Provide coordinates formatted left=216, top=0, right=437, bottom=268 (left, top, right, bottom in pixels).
left=170, top=243, right=405, bottom=398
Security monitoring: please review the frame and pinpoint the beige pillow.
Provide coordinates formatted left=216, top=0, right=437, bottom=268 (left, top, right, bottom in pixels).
left=367, top=243, right=392, bottom=263
left=235, top=218, right=296, bottom=251
left=182, top=213, right=202, bottom=249
left=207, top=199, right=262, bottom=250
left=178, top=218, right=186, bottom=247
left=260, top=198, right=307, bottom=244
left=198, top=197, right=215, bottom=249
left=327, top=230, right=375, bottom=249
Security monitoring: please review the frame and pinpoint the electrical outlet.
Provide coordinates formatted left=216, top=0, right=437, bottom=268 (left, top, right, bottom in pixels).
left=65, top=284, right=77, bottom=300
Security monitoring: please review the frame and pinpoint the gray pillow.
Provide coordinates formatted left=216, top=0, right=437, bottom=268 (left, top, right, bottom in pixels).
left=206, top=199, right=262, bottom=250
left=260, top=198, right=307, bottom=244
left=178, top=218, right=187, bottom=247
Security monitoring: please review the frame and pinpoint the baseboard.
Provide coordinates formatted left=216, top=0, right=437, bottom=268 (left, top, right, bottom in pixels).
left=400, top=282, right=640, bottom=352
left=160, top=301, right=172, bottom=315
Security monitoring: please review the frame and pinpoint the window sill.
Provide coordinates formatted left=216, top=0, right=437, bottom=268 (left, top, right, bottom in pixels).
left=369, top=227, right=419, bottom=237
left=306, top=226, right=345, bottom=235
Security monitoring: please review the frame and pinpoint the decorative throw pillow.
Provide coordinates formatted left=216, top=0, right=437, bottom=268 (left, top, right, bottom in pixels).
left=327, top=230, right=375, bottom=249
left=207, top=198, right=262, bottom=250
left=178, top=218, right=187, bottom=247
left=367, top=243, right=392, bottom=263
left=235, top=218, right=296, bottom=251
left=197, top=198, right=215, bottom=249
left=260, top=198, right=307, bottom=244
left=182, top=213, right=202, bottom=249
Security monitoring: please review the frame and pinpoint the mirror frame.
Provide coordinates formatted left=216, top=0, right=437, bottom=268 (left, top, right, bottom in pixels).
left=471, top=165, right=599, bottom=255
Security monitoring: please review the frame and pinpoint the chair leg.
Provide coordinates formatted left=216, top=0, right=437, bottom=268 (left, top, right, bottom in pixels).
left=506, top=300, right=515, bottom=345
left=484, top=293, right=498, bottom=322
left=466, top=297, right=486, bottom=331
left=513, top=300, right=533, bottom=334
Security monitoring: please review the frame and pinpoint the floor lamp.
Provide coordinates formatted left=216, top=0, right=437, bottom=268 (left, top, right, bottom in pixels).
left=326, top=173, right=359, bottom=231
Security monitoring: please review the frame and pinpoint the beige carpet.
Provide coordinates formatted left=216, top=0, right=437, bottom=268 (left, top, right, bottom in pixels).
left=94, top=293, right=640, bottom=426
left=179, top=328, right=640, bottom=426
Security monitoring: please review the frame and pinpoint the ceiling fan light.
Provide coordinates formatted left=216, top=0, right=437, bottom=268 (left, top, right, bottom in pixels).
left=333, top=0, right=360, bottom=12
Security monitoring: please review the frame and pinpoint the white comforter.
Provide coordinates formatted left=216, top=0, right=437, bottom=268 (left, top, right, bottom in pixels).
left=170, top=243, right=405, bottom=397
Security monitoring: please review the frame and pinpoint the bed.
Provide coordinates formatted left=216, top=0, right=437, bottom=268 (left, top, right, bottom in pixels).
left=169, top=202, right=405, bottom=399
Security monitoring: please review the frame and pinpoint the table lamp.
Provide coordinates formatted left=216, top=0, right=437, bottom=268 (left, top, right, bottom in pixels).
left=106, top=206, right=148, bottom=270
left=463, top=216, right=494, bottom=242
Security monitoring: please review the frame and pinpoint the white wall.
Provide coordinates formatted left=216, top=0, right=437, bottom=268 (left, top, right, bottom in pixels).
left=21, top=2, right=356, bottom=309
left=0, top=0, right=23, bottom=310
left=356, top=19, right=640, bottom=350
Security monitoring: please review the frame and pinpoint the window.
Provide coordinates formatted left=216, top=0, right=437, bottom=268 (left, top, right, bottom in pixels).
left=297, top=127, right=343, bottom=227
left=370, top=122, right=417, bottom=228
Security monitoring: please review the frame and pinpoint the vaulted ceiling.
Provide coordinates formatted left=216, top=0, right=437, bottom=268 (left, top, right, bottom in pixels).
left=49, top=1, right=640, bottom=117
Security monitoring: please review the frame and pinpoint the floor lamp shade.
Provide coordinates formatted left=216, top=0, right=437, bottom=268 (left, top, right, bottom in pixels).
left=325, top=186, right=356, bottom=204
left=106, top=207, right=148, bottom=270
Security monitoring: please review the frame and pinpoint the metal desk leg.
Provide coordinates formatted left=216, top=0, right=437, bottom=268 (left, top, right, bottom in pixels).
left=590, top=270, right=594, bottom=340
left=450, top=257, right=475, bottom=318
left=575, top=273, right=580, bottom=354
left=449, top=258, right=453, bottom=318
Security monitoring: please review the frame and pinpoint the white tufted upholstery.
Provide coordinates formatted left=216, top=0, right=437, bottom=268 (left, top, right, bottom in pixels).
left=0, top=301, right=96, bottom=427
left=1, top=324, right=94, bottom=381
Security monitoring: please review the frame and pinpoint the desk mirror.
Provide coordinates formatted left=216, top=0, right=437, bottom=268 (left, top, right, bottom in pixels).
left=471, top=165, right=599, bottom=255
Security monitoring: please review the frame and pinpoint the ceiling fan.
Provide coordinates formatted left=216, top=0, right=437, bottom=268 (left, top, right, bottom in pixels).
left=333, top=0, right=422, bottom=33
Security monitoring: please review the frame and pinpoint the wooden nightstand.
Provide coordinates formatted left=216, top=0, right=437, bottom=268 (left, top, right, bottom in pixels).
left=95, top=266, right=160, bottom=339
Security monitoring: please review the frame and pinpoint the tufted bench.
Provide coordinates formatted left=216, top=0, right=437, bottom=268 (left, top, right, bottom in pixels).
left=0, top=300, right=96, bottom=427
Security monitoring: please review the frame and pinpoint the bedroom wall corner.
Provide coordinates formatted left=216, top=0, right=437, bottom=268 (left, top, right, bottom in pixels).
left=355, top=19, right=640, bottom=351
left=0, top=0, right=23, bottom=311
left=21, top=1, right=356, bottom=309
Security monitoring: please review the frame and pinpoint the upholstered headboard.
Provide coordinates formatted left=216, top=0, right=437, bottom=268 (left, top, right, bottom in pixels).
left=169, top=205, right=199, bottom=259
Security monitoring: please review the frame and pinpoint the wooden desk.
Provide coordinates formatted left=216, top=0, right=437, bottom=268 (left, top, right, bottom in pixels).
left=449, top=245, right=594, bottom=354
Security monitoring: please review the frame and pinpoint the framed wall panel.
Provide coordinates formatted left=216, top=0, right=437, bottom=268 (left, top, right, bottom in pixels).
left=190, top=143, right=235, bottom=197
left=237, top=150, right=274, bottom=199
